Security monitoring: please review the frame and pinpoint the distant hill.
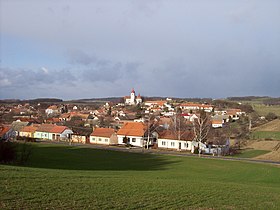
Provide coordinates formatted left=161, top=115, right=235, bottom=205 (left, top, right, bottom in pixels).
left=0, top=98, right=63, bottom=104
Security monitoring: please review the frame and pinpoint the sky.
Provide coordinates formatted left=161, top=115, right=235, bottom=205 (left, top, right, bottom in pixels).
left=0, top=0, right=280, bottom=100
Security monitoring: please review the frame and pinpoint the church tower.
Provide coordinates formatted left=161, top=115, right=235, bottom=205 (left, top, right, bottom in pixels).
left=130, top=88, right=135, bottom=104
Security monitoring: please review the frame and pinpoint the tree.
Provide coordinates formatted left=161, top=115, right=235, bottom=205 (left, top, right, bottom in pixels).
left=266, top=112, right=278, bottom=121
left=170, top=111, right=190, bottom=141
left=193, top=110, right=211, bottom=157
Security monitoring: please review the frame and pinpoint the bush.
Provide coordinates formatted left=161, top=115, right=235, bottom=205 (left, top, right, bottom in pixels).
left=0, top=141, right=17, bottom=163
left=193, top=147, right=199, bottom=154
left=0, top=141, right=32, bottom=165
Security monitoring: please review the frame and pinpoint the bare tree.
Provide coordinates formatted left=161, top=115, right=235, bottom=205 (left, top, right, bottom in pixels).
left=169, top=108, right=191, bottom=141
left=193, top=110, right=211, bottom=157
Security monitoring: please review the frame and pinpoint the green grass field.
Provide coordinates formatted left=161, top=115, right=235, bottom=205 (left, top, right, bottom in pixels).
left=252, top=104, right=280, bottom=116
left=251, top=131, right=280, bottom=140
left=1, top=143, right=280, bottom=209
left=234, top=149, right=271, bottom=158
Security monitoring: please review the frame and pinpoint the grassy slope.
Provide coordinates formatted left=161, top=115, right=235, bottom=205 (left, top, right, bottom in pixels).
left=234, top=149, right=271, bottom=158
left=252, top=104, right=280, bottom=116
left=251, top=119, right=280, bottom=140
left=1, top=143, right=280, bottom=209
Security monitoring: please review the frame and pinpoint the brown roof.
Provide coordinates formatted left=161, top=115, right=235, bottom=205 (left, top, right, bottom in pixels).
left=0, top=126, right=11, bottom=137
left=36, top=124, right=55, bottom=132
left=91, top=128, right=115, bottom=138
left=20, top=126, right=38, bottom=133
left=117, top=122, right=147, bottom=137
left=212, top=120, right=223, bottom=124
left=158, top=130, right=194, bottom=141
left=50, top=126, right=68, bottom=134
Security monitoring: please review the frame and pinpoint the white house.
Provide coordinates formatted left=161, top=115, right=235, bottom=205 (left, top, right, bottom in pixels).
left=90, top=128, right=118, bottom=145
left=124, top=88, right=142, bottom=105
left=157, top=130, right=194, bottom=151
left=212, top=119, right=224, bottom=128
left=45, top=105, right=61, bottom=115
left=34, top=124, right=73, bottom=141
left=117, top=122, right=148, bottom=147
left=180, top=103, right=214, bottom=112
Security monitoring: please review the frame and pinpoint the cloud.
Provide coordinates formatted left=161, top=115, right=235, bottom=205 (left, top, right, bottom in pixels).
left=41, top=67, right=49, bottom=74
left=0, top=67, right=76, bottom=89
left=67, top=49, right=142, bottom=83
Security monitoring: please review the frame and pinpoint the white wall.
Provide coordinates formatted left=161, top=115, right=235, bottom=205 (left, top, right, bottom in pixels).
left=117, top=135, right=144, bottom=147
left=90, top=136, right=111, bottom=145
left=158, top=139, right=192, bottom=150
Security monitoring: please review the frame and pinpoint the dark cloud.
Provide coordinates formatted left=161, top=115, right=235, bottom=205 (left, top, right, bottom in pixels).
left=67, top=50, right=142, bottom=83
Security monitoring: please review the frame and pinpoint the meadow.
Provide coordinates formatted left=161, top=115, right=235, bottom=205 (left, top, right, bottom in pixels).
left=1, top=143, right=280, bottom=209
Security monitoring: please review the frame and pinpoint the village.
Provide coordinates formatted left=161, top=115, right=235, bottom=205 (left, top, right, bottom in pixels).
left=0, top=89, right=249, bottom=156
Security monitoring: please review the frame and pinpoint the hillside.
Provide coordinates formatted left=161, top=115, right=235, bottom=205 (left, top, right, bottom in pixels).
left=253, top=119, right=280, bottom=132
left=1, top=143, right=280, bottom=209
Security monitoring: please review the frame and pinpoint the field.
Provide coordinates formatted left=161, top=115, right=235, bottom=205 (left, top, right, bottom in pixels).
left=251, top=119, right=280, bottom=140
left=233, top=149, right=270, bottom=158
left=1, top=143, right=280, bottom=209
left=252, top=104, right=280, bottom=116
left=251, top=131, right=280, bottom=140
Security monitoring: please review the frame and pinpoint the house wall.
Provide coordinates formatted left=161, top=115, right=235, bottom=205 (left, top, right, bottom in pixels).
left=19, top=131, right=34, bottom=138
left=61, top=129, right=73, bottom=139
left=158, top=139, right=192, bottom=150
left=117, top=135, right=144, bottom=147
left=212, top=123, right=223, bottom=128
left=90, top=136, right=111, bottom=145
left=71, top=135, right=87, bottom=144
left=34, top=131, right=50, bottom=140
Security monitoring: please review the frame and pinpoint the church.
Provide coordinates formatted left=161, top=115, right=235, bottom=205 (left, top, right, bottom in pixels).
left=124, top=88, right=142, bottom=105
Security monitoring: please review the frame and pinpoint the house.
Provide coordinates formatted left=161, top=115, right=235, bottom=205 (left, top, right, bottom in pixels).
left=157, top=130, right=195, bottom=151
left=0, top=126, right=16, bottom=141
left=226, top=109, right=242, bottom=121
left=212, top=119, right=224, bottom=128
left=45, top=105, right=61, bottom=115
left=11, top=121, right=30, bottom=136
left=144, top=100, right=167, bottom=108
left=90, top=128, right=118, bottom=145
left=117, top=122, right=148, bottom=147
left=71, top=127, right=93, bottom=144
left=124, top=88, right=142, bottom=105
left=34, top=124, right=73, bottom=141
left=19, top=125, right=40, bottom=138
left=49, top=126, right=73, bottom=141
left=180, top=103, right=214, bottom=112
left=34, top=124, right=56, bottom=140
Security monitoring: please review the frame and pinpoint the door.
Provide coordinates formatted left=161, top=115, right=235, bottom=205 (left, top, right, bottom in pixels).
left=179, top=142, right=181, bottom=150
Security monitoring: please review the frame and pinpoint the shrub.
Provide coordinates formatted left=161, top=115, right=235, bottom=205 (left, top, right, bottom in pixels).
left=0, top=141, right=32, bottom=165
left=0, top=141, right=17, bottom=163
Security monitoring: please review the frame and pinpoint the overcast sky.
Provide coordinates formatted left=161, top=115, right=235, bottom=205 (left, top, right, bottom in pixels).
left=1, top=0, right=280, bottom=100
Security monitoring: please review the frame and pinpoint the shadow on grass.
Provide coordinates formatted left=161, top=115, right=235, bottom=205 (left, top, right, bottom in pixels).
left=22, top=143, right=179, bottom=171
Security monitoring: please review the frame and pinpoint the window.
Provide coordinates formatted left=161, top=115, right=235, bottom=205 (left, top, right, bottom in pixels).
left=99, top=138, right=102, bottom=141
left=105, top=139, right=108, bottom=142
left=171, top=142, right=175, bottom=147
left=132, top=138, right=136, bottom=142
left=162, top=141, right=166, bottom=146
left=92, top=138, right=95, bottom=141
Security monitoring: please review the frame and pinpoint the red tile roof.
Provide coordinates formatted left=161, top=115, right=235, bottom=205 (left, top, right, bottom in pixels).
left=50, top=126, right=68, bottom=134
left=0, top=126, right=11, bottom=137
left=20, top=126, right=38, bottom=133
left=36, top=124, right=56, bottom=132
left=91, top=128, right=115, bottom=138
left=117, top=122, right=147, bottom=137
left=159, top=130, right=194, bottom=141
